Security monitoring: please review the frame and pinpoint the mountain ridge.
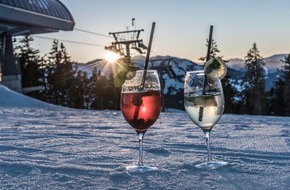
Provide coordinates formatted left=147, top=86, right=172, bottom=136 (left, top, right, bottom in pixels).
left=226, top=53, right=287, bottom=72
left=80, top=53, right=287, bottom=95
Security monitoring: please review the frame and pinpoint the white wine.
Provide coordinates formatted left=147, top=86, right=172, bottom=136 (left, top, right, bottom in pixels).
left=184, top=93, right=224, bottom=131
left=183, top=70, right=228, bottom=168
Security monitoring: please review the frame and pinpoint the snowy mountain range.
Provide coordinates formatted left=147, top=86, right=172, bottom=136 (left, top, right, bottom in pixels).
left=225, top=54, right=287, bottom=90
left=79, top=53, right=287, bottom=109
left=228, top=54, right=287, bottom=72
left=138, top=53, right=288, bottom=91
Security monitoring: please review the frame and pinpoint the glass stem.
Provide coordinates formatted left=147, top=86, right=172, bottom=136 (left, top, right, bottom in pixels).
left=204, top=130, right=212, bottom=162
left=138, top=132, right=144, bottom=166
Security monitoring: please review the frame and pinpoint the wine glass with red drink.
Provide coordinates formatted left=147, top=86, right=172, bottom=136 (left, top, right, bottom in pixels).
left=121, top=69, right=162, bottom=172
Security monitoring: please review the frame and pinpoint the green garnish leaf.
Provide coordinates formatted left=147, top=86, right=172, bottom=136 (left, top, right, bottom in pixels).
left=114, top=59, right=139, bottom=87
left=205, top=58, right=221, bottom=74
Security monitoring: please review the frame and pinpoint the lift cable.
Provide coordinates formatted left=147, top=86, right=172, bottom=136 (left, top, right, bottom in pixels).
left=74, top=28, right=113, bottom=38
left=33, top=36, right=105, bottom=47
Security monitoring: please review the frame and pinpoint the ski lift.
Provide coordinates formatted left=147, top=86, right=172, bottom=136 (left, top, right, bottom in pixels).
left=138, top=41, right=147, bottom=49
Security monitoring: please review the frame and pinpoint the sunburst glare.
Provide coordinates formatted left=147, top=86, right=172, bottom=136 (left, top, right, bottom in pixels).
left=104, top=51, right=121, bottom=63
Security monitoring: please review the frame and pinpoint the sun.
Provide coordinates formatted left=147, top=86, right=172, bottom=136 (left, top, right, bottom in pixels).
left=104, top=51, right=121, bottom=63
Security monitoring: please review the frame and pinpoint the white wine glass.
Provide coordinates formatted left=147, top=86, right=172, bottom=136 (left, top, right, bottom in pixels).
left=121, top=69, right=162, bottom=173
left=184, top=70, right=227, bottom=169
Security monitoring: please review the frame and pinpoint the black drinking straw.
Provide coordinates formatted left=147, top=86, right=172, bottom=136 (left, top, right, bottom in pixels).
left=199, top=25, right=214, bottom=122
left=141, top=22, right=156, bottom=87
left=133, top=22, right=156, bottom=122
left=202, top=25, right=214, bottom=94
left=206, top=25, right=214, bottom=63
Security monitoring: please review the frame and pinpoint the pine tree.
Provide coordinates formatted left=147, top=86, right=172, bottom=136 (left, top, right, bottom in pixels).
left=242, top=43, right=267, bottom=115
left=43, top=40, right=76, bottom=107
left=282, top=54, right=290, bottom=115
left=14, top=36, right=43, bottom=98
left=105, top=72, right=120, bottom=110
left=270, top=78, right=285, bottom=115
left=81, top=71, right=91, bottom=109
left=199, top=39, right=221, bottom=61
left=73, top=70, right=90, bottom=109
left=272, top=54, right=290, bottom=115
left=89, top=67, right=104, bottom=109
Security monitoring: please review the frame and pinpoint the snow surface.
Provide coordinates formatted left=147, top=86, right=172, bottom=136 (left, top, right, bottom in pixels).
left=0, top=85, right=56, bottom=108
left=0, top=84, right=289, bottom=189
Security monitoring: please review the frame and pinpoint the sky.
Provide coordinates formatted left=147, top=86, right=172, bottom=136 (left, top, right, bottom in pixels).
left=31, top=0, right=290, bottom=63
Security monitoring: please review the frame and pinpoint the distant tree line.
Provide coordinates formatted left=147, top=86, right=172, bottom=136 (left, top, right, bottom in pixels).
left=14, top=36, right=120, bottom=110
left=13, top=36, right=290, bottom=116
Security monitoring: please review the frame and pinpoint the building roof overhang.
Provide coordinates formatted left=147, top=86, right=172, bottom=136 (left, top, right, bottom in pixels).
left=0, top=0, right=75, bottom=36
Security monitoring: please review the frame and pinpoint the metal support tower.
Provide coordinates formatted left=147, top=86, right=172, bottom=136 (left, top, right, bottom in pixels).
left=105, top=20, right=147, bottom=60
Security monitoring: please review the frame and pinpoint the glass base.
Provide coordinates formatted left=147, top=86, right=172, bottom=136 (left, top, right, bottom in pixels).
left=126, top=165, right=158, bottom=173
left=195, top=160, right=228, bottom=170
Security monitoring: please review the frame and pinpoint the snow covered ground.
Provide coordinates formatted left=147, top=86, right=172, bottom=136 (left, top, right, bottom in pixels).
left=0, top=85, right=289, bottom=189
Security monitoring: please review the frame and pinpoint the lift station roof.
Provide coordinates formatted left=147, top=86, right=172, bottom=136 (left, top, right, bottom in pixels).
left=0, top=0, right=75, bottom=36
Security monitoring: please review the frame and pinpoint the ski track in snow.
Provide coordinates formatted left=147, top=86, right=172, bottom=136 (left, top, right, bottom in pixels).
left=0, top=107, right=289, bottom=190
